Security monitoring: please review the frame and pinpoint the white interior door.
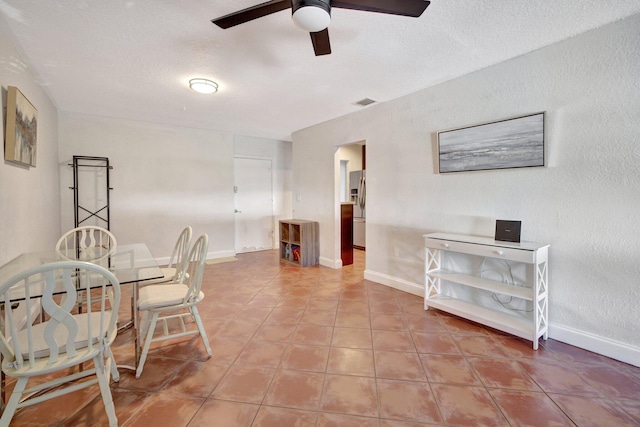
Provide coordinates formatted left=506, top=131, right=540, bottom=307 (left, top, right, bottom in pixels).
left=234, top=157, right=274, bottom=253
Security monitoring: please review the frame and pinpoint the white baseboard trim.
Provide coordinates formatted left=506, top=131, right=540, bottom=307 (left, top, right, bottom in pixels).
left=364, top=270, right=424, bottom=297
left=320, top=256, right=342, bottom=269
left=157, top=249, right=236, bottom=265
left=208, top=249, right=237, bottom=260
left=154, top=256, right=171, bottom=266
left=548, top=324, right=640, bottom=368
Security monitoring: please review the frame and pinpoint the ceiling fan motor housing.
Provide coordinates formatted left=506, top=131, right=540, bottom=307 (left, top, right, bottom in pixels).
left=292, top=0, right=332, bottom=32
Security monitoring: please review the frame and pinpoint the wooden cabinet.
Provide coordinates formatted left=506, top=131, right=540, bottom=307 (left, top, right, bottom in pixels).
left=279, top=220, right=319, bottom=267
left=340, top=203, right=353, bottom=266
left=424, top=233, right=549, bottom=349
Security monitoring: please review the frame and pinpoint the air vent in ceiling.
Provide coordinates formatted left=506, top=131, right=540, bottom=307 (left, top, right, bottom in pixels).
left=353, top=98, right=376, bottom=107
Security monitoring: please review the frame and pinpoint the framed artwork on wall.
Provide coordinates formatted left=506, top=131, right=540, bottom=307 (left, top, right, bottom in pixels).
left=437, top=112, right=544, bottom=173
left=4, top=86, right=38, bottom=167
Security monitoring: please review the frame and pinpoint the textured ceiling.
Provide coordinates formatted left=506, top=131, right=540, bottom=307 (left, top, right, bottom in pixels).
left=1, top=1, right=640, bottom=141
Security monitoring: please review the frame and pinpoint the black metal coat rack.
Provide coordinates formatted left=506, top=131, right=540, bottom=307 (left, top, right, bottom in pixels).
left=68, top=155, right=113, bottom=229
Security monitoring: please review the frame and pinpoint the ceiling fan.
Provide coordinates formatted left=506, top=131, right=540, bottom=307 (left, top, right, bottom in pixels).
left=212, top=0, right=431, bottom=56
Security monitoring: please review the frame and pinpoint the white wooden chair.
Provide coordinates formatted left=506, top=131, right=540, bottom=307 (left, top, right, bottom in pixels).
left=0, top=261, right=121, bottom=426
left=56, top=225, right=117, bottom=262
left=141, top=226, right=192, bottom=285
left=135, top=234, right=212, bottom=378
left=56, top=225, right=117, bottom=310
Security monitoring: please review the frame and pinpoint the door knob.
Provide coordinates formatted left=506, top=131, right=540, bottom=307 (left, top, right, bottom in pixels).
left=234, top=209, right=242, bottom=213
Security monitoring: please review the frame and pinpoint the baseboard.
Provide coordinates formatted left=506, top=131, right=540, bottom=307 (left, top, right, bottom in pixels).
left=548, top=324, right=640, bottom=368
left=157, top=249, right=235, bottom=265
left=320, top=256, right=342, bottom=269
left=208, top=249, right=237, bottom=260
left=364, top=270, right=424, bottom=297
left=154, top=255, right=171, bottom=266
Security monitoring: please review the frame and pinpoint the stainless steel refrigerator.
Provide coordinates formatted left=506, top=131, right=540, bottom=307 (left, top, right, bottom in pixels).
left=349, top=170, right=366, bottom=249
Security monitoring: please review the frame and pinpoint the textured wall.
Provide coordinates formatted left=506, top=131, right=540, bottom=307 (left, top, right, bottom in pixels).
left=292, top=14, right=640, bottom=358
left=0, top=24, right=60, bottom=266
left=58, top=113, right=235, bottom=260
left=1, top=20, right=292, bottom=268
left=58, top=113, right=292, bottom=262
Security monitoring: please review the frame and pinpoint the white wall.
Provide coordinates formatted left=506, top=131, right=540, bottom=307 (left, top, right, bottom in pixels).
left=1, top=17, right=292, bottom=267
left=338, top=144, right=364, bottom=175
left=0, top=23, right=60, bottom=266
left=292, top=14, right=640, bottom=364
left=59, top=113, right=291, bottom=262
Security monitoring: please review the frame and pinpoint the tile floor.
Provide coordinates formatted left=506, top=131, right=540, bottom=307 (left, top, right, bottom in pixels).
left=6, top=249, right=640, bottom=426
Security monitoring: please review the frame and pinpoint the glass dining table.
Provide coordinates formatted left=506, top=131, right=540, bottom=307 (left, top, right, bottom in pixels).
left=0, top=243, right=164, bottom=388
left=0, top=243, right=163, bottom=288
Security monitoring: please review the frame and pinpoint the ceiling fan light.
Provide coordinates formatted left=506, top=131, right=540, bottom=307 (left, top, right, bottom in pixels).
left=292, top=1, right=331, bottom=32
left=189, top=78, right=218, bottom=94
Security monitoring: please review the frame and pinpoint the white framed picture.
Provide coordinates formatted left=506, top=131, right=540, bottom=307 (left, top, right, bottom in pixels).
left=5, top=86, right=38, bottom=167
left=437, top=112, right=544, bottom=173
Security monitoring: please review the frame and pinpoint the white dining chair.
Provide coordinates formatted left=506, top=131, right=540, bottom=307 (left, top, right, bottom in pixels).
left=56, top=225, right=117, bottom=262
left=141, top=226, right=192, bottom=285
left=56, top=225, right=118, bottom=310
left=135, top=234, right=212, bottom=378
left=0, top=261, right=121, bottom=426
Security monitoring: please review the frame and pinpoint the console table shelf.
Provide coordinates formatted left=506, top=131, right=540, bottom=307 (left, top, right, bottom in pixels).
left=427, top=271, right=534, bottom=301
left=424, top=233, right=549, bottom=349
left=426, top=296, right=534, bottom=340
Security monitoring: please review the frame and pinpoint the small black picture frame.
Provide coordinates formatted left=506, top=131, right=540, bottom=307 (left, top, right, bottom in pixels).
left=495, top=220, right=521, bottom=243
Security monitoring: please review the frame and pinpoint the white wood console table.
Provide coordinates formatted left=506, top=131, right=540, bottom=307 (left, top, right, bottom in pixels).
left=424, top=233, right=549, bottom=349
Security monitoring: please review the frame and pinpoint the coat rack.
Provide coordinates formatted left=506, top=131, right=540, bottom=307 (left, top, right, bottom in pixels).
left=68, top=155, right=113, bottom=229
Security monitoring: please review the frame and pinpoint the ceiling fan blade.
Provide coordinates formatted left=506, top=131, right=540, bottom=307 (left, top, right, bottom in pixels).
left=212, top=0, right=291, bottom=29
left=331, top=0, right=430, bottom=17
left=310, top=28, right=331, bottom=56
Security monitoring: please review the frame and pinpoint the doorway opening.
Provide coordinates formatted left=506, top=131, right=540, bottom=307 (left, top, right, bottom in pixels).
left=335, top=141, right=366, bottom=268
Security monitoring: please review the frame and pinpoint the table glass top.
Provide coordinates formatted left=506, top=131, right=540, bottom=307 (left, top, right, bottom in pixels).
left=0, top=243, right=163, bottom=287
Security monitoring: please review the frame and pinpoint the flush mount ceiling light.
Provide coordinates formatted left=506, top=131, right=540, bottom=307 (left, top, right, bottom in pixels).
left=292, top=0, right=331, bottom=32
left=189, top=78, right=218, bottom=94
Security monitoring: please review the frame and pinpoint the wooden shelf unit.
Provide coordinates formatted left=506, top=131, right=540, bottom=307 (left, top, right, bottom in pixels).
left=424, top=233, right=549, bottom=349
left=279, top=220, right=319, bottom=267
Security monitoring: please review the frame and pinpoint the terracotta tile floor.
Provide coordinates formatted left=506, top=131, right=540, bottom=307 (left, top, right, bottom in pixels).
left=7, top=249, right=640, bottom=426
